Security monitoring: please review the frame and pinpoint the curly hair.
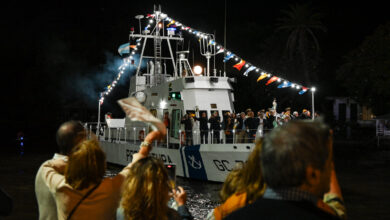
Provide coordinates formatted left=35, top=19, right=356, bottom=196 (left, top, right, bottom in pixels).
left=219, top=139, right=266, bottom=203
left=121, top=157, right=171, bottom=220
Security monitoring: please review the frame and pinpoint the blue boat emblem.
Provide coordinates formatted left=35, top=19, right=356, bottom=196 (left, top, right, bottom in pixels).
left=187, top=155, right=202, bottom=169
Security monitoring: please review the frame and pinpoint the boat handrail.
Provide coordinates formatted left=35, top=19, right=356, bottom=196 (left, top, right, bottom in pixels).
left=91, top=123, right=273, bottom=147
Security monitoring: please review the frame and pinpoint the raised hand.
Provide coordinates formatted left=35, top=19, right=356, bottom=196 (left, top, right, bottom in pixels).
left=118, top=97, right=166, bottom=136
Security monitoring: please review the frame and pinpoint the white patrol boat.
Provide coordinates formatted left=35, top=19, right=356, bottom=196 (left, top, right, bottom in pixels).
left=92, top=6, right=258, bottom=182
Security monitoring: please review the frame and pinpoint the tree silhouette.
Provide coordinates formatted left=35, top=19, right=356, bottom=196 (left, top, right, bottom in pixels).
left=276, top=3, right=326, bottom=85
left=337, top=22, right=390, bottom=115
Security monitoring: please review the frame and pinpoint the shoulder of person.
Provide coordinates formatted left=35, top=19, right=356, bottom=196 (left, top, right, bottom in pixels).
left=167, top=207, right=181, bottom=220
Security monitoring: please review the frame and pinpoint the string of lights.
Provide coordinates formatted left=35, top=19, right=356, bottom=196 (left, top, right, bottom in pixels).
left=99, top=35, right=146, bottom=105
left=99, top=11, right=316, bottom=105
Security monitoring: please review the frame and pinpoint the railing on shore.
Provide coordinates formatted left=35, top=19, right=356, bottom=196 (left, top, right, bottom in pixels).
left=84, top=122, right=271, bottom=148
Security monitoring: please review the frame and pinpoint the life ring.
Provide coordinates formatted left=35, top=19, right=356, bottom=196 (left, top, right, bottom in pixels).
left=138, top=130, right=145, bottom=141
left=180, top=131, right=186, bottom=145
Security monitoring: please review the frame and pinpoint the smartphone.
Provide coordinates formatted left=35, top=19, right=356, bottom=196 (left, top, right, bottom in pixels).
left=165, top=163, right=176, bottom=189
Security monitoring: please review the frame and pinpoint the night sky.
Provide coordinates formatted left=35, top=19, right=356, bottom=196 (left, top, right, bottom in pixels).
left=2, top=0, right=390, bottom=148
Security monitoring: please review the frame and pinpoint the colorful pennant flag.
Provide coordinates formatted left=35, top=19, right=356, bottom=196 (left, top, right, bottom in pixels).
left=233, top=59, right=246, bottom=71
left=146, top=14, right=155, bottom=18
left=118, top=43, right=130, bottom=56
left=243, top=66, right=256, bottom=77
left=216, top=47, right=224, bottom=54
left=257, top=74, right=268, bottom=82
left=266, top=76, right=279, bottom=85
left=167, top=20, right=175, bottom=27
left=183, top=26, right=190, bottom=30
left=299, top=87, right=308, bottom=95
left=136, top=38, right=141, bottom=42
left=277, top=82, right=292, bottom=88
left=208, top=40, right=216, bottom=46
left=223, top=53, right=234, bottom=62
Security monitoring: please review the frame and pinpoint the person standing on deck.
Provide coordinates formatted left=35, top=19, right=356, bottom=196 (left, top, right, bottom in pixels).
left=235, top=112, right=246, bottom=143
left=181, top=114, right=194, bottom=146
left=209, top=111, right=221, bottom=144
left=194, top=112, right=209, bottom=144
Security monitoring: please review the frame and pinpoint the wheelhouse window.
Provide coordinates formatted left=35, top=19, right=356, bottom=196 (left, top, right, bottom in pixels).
left=171, top=109, right=181, bottom=138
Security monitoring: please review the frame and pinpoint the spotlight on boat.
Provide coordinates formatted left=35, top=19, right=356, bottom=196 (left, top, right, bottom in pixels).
left=193, top=65, right=203, bottom=76
left=159, top=100, right=167, bottom=109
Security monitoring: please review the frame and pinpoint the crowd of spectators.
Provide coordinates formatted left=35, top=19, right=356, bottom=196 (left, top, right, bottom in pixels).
left=181, top=107, right=318, bottom=144
left=33, top=102, right=345, bottom=220
left=35, top=120, right=192, bottom=220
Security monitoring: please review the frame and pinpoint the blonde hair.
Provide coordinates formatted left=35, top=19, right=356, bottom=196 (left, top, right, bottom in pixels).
left=121, top=157, right=171, bottom=220
left=65, top=139, right=106, bottom=190
left=219, top=139, right=266, bottom=203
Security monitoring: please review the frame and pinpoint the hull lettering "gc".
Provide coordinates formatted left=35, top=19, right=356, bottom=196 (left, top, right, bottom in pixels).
left=213, top=159, right=244, bottom=172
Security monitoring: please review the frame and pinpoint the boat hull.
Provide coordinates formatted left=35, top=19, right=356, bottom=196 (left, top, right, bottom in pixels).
left=100, top=140, right=254, bottom=182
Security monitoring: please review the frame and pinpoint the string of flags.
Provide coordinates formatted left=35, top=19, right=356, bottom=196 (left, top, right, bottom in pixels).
left=100, top=10, right=315, bottom=105
left=160, top=12, right=314, bottom=95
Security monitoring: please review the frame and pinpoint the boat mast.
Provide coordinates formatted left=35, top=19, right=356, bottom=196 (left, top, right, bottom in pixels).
left=128, top=6, right=184, bottom=96
left=224, top=0, right=227, bottom=76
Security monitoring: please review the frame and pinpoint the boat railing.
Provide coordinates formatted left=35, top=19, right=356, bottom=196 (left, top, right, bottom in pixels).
left=177, top=128, right=272, bottom=146
left=86, top=121, right=272, bottom=147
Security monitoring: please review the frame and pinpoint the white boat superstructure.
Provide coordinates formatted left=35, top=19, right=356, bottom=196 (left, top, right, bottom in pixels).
left=89, top=6, right=258, bottom=182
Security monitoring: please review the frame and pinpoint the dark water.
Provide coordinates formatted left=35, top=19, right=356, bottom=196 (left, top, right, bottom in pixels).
left=1, top=141, right=390, bottom=219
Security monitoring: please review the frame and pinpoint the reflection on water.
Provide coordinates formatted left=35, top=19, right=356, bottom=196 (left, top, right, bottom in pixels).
left=106, top=165, right=222, bottom=219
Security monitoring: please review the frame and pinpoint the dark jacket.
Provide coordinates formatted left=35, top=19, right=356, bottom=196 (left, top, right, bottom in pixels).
left=181, top=117, right=193, bottom=132
left=167, top=206, right=193, bottom=220
left=208, top=116, right=221, bottom=131
left=235, top=117, right=245, bottom=132
left=225, top=198, right=339, bottom=220
left=245, top=117, right=259, bottom=130
left=195, top=116, right=209, bottom=131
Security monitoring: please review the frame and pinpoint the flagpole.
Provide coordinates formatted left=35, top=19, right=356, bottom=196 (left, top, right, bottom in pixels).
left=97, top=97, right=101, bottom=136
left=311, top=87, right=316, bottom=120
left=135, top=15, right=144, bottom=34
left=223, top=0, right=227, bottom=76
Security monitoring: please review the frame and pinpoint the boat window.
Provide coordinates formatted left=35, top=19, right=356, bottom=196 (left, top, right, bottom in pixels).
left=171, top=109, right=181, bottom=138
left=210, top=103, right=217, bottom=109
left=210, top=110, right=219, bottom=117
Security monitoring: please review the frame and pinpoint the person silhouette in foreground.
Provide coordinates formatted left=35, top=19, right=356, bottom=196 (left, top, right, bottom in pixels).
left=35, top=120, right=86, bottom=220
left=225, top=119, right=346, bottom=220
left=117, top=97, right=193, bottom=220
